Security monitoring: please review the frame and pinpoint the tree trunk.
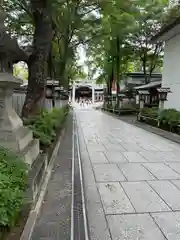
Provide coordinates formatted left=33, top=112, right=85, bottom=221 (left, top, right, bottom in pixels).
left=48, top=45, right=56, bottom=108
left=22, top=0, right=53, bottom=118
left=116, top=36, right=120, bottom=107
left=59, top=40, right=70, bottom=89
left=142, top=57, right=148, bottom=84
left=59, top=60, right=67, bottom=87
left=108, top=68, right=113, bottom=96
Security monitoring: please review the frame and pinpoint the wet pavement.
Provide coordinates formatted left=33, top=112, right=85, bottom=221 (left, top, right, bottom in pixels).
left=76, top=106, right=180, bottom=240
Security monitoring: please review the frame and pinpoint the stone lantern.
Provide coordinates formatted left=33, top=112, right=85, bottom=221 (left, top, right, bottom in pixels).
left=0, top=7, right=39, bottom=166
left=157, top=87, right=171, bottom=110
left=138, top=90, right=150, bottom=109
left=118, top=93, right=125, bottom=109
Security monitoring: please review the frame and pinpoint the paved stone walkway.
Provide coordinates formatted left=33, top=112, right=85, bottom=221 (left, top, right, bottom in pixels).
left=75, top=107, right=180, bottom=240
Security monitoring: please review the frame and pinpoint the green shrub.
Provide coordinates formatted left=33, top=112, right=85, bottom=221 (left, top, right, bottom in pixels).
left=0, top=148, right=27, bottom=228
left=158, top=108, right=180, bottom=129
left=140, top=107, right=158, bottom=118
left=24, top=106, right=69, bottom=147
left=119, top=107, right=137, bottom=115
left=63, top=104, right=70, bottom=115
left=140, top=107, right=180, bottom=133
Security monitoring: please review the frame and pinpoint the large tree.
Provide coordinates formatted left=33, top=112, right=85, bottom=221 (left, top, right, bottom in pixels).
left=22, top=0, right=54, bottom=118
left=86, top=0, right=168, bottom=91
left=86, top=0, right=135, bottom=94
left=128, top=0, right=168, bottom=83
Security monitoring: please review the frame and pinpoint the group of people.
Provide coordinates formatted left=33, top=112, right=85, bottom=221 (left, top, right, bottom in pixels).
left=76, top=98, right=92, bottom=107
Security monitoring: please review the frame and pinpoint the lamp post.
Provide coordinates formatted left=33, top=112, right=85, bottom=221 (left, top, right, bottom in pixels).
left=157, top=88, right=171, bottom=111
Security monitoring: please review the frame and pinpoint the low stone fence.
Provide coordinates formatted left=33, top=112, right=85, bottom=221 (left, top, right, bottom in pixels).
left=12, top=90, right=68, bottom=116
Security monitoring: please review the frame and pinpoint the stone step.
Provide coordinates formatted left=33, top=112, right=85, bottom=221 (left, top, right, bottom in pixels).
left=22, top=138, right=40, bottom=166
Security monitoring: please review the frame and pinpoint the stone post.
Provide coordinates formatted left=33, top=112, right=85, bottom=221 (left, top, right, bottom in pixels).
left=139, top=100, right=144, bottom=109
left=119, top=99, right=123, bottom=109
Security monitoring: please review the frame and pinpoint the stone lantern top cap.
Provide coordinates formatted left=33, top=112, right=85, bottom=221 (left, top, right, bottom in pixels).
left=157, top=87, right=171, bottom=93
left=0, top=72, right=23, bottom=88
left=138, top=90, right=149, bottom=95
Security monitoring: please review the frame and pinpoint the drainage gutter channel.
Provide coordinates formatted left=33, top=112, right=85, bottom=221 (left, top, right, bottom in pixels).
left=71, top=112, right=89, bottom=240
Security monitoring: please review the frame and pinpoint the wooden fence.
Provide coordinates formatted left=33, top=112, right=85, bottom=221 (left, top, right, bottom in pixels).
left=12, top=90, right=68, bottom=116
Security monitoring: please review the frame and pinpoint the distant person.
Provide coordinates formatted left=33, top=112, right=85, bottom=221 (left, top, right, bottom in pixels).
left=80, top=98, right=83, bottom=107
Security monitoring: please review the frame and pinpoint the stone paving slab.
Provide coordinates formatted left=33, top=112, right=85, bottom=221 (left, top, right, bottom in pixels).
left=104, top=151, right=128, bottom=163
left=138, top=143, right=159, bottom=151
left=107, top=214, right=166, bottom=240
left=148, top=180, right=180, bottom=211
left=174, top=151, right=180, bottom=156
left=151, top=212, right=180, bottom=240
left=88, top=150, right=108, bottom=164
left=122, top=152, right=147, bottom=163
left=118, top=163, right=156, bottom=181
left=121, top=181, right=170, bottom=213
left=93, top=164, right=126, bottom=182
left=104, top=143, right=126, bottom=152
left=171, top=180, right=180, bottom=190
left=166, top=163, right=180, bottom=174
left=120, top=142, right=144, bottom=152
left=145, top=151, right=180, bottom=163
left=143, top=163, right=180, bottom=180
left=98, top=182, right=135, bottom=214
left=87, top=145, right=106, bottom=152
left=160, top=152, right=180, bottom=162
left=139, top=151, right=165, bottom=162
left=86, top=201, right=112, bottom=240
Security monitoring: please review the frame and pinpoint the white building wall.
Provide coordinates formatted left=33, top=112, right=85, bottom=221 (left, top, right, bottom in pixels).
left=162, top=33, right=180, bottom=111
